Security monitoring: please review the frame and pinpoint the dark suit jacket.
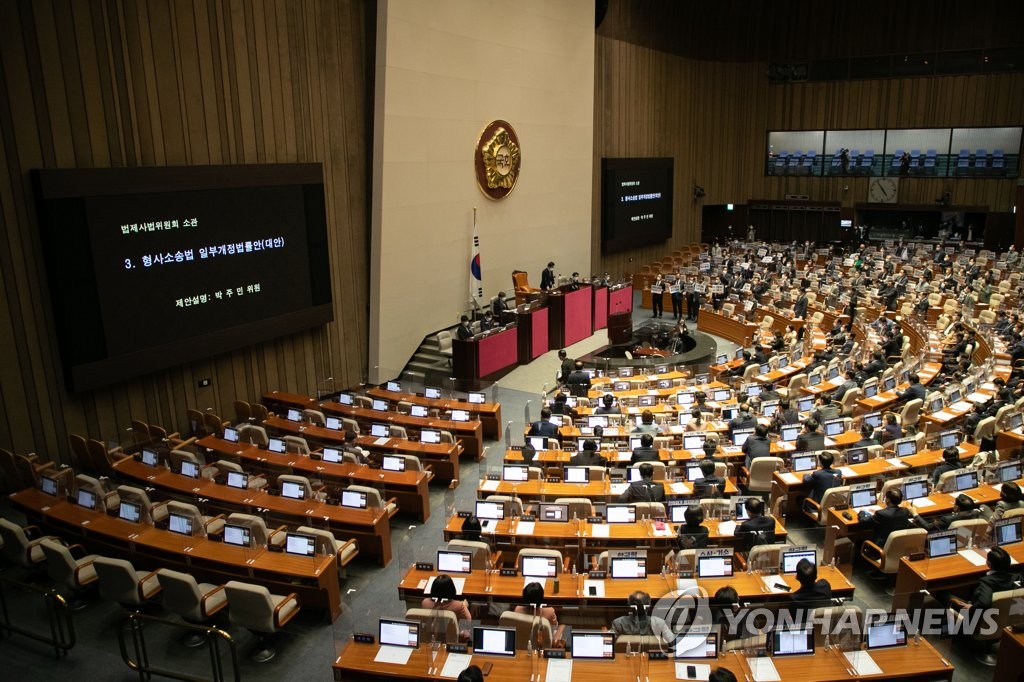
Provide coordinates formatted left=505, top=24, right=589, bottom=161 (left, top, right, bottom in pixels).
left=565, top=370, right=592, bottom=397
left=803, top=467, right=843, bottom=503
left=676, top=525, right=709, bottom=549
left=742, top=436, right=772, bottom=468
left=736, top=515, right=776, bottom=551
left=791, top=579, right=833, bottom=607
left=898, top=383, right=926, bottom=402
left=569, top=451, right=607, bottom=467
left=540, top=268, right=556, bottom=290
left=793, top=297, right=808, bottom=319
left=916, top=509, right=980, bottom=533
left=618, top=479, right=665, bottom=503
left=630, top=447, right=660, bottom=465
left=795, top=431, right=825, bottom=453
left=693, top=475, right=727, bottom=499
left=528, top=420, right=559, bottom=437
left=860, top=506, right=911, bottom=547
left=971, top=571, right=1020, bottom=610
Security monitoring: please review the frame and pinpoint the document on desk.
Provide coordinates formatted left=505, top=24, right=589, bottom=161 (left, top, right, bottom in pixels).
left=374, top=436, right=391, bottom=446
left=583, top=580, right=605, bottom=597
left=930, top=410, right=955, bottom=421
left=614, top=451, right=632, bottom=462
left=839, top=467, right=856, bottom=477
left=760, top=575, right=790, bottom=594
left=717, top=520, right=737, bottom=536
left=778, top=472, right=801, bottom=485
left=546, top=658, right=573, bottom=682
left=958, top=549, right=987, bottom=566
left=885, top=458, right=908, bottom=469
left=610, top=483, right=629, bottom=495
left=911, top=498, right=936, bottom=509
left=374, top=645, right=414, bottom=665
left=675, top=661, right=711, bottom=680
left=670, top=482, right=692, bottom=495
left=480, top=479, right=500, bottom=491
left=514, top=521, right=535, bottom=536
left=590, top=524, right=610, bottom=538
left=440, top=653, right=473, bottom=678
left=843, top=650, right=882, bottom=676
left=748, top=656, right=781, bottom=682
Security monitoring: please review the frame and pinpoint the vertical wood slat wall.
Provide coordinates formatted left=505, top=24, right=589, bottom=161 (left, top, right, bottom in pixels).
left=594, top=32, right=1024, bottom=280
left=0, top=0, right=370, bottom=461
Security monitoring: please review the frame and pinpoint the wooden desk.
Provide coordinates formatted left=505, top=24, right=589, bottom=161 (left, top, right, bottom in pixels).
left=11, top=488, right=342, bottom=622
left=366, top=387, right=502, bottom=439
left=548, top=284, right=593, bottom=348
left=319, top=400, right=484, bottom=461
left=892, top=542, right=1024, bottom=611
left=196, top=436, right=433, bottom=521
left=994, top=627, right=1024, bottom=682
left=698, top=309, right=757, bottom=348
left=263, top=414, right=462, bottom=486
left=112, top=457, right=393, bottom=566
left=453, top=325, right=520, bottom=386
left=333, top=639, right=952, bottom=681
left=476, top=477, right=739, bottom=502
left=515, top=304, right=550, bottom=363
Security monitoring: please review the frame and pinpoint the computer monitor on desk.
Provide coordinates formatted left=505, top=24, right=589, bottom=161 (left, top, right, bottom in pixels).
left=502, top=465, right=529, bottom=481
left=902, top=479, right=929, bottom=502
left=222, top=523, right=252, bottom=548
left=683, top=433, right=706, bottom=450
left=926, top=532, right=958, bottom=559
left=475, top=500, right=504, bottom=527
left=791, top=454, right=817, bottom=473
left=223, top=427, right=239, bottom=442
left=675, top=631, right=718, bottom=659
left=286, top=408, right=302, bottom=422
left=281, top=481, right=305, bottom=500
left=141, top=448, right=159, bottom=466
left=322, top=448, right=343, bottom=463
left=823, top=418, right=845, bottom=437
left=780, top=425, right=801, bottom=443
left=381, top=456, right=406, bottom=472
left=472, top=626, right=516, bottom=657
left=570, top=631, right=615, bottom=660
left=994, top=518, right=1023, bottom=546
left=118, top=501, right=142, bottom=524
left=696, top=555, right=733, bottom=578
left=845, top=447, right=868, bottom=465
left=538, top=503, right=569, bottom=522
left=606, top=504, right=636, bottom=523
left=732, top=429, right=754, bottom=446
left=468, top=392, right=486, bottom=404
left=179, top=460, right=200, bottom=478
left=563, top=466, right=590, bottom=484
left=75, top=488, right=97, bottom=510
left=861, top=412, right=881, bottom=429
left=379, top=619, right=420, bottom=649
left=325, top=416, right=342, bottom=430
left=268, top=438, right=286, bottom=453
left=849, top=488, right=876, bottom=509
left=168, top=512, right=193, bottom=537
left=370, top=423, right=389, bottom=438
left=894, top=438, right=918, bottom=457
left=796, top=396, right=815, bottom=413
left=386, top=381, right=401, bottom=393
left=342, top=490, right=368, bottom=509
left=410, top=405, right=429, bottom=418
left=952, top=470, right=978, bottom=492
left=780, top=549, right=816, bottom=573
left=997, top=461, right=1023, bottom=483
left=865, top=617, right=907, bottom=650
left=588, top=415, right=609, bottom=429
left=771, top=627, right=814, bottom=656
left=450, top=409, right=470, bottom=422
left=610, top=556, right=647, bottom=579
left=521, top=555, right=558, bottom=578
left=226, top=471, right=248, bottom=489
left=285, top=532, right=317, bottom=557
left=424, top=387, right=442, bottom=399
left=882, top=376, right=897, bottom=392
left=421, top=429, right=441, bottom=444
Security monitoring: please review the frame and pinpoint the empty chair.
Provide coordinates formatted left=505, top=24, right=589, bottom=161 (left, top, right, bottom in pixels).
left=233, top=400, right=252, bottom=425
left=281, top=435, right=310, bottom=455
left=445, top=539, right=494, bottom=570
left=485, top=494, right=524, bottom=518
left=302, top=409, right=326, bottom=426
left=515, top=548, right=565, bottom=575
left=554, top=497, right=594, bottom=519
left=156, top=569, right=228, bottom=646
left=40, top=539, right=99, bottom=607
left=238, top=424, right=269, bottom=447
left=838, top=388, right=861, bottom=416
left=0, top=518, right=57, bottom=567
left=93, top=557, right=162, bottom=608
left=167, top=500, right=226, bottom=537
left=341, top=417, right=360, bottom=435
left=948, top=518, right=989, bottom=546
left=250, top=403, right=270, bottom=422
left=116, top=485, right=170, bottom=525
left=972, top=416, right=996, bottom=443
left=405, top=607, right=459, bottom=644
left=225, top=513, right=286, bottom=548
left=224, top=581, right=301, bottom=663
left=185, top=409, right=210, bottom=439
left=743, top=457, right=784, bottom=495
left=923, top=149, right=937, bottom=173
left=354, top=395, right=374, bottom=410
left=75, top=474, right=120, bottom=511
left=204, top=412, right=227, bottom=439
left=810, top=604, right=863, bottom=649
left=861, top=528, right=926, bottom=575
left=499, top=610, right=555, bottom=649
left=388, top=425, right=409, bottom=440
left=803, top=485, right=850, bottom=526
left=633, top=501, right=666, bottom=518
left=295, top=526, right=359, bottom=576
left=860, top=150, right=874, bottom=170
left=214, top=460, right=268, bottom=490
left=992, top=149, right=1005, bottom=172
left=956, top=149, right=970, bottom=173
left=974, top=149, right=988, bottom=168
left=745, top=543, right=788, bottom=572
left=343, top=485, right=399, bottom=516
left=900, top=399, right=923, bottom=433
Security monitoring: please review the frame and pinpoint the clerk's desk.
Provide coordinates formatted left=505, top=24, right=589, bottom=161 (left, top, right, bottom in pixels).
left=441, top=514, right=786, bottom=563
left=112, top=456, right=393, bottom=566
left=770, top=442, right=981, bottom=519
left=334, top=638, right=953, bottom=682
left=891, top=540, right=1024, bottom=611
left=10, top=488, right=342, bottom=622
left=476, top=476, right=740, bottom=502
left=196, top=435, right=433, bottom=521
left=263, top=414, right=463, bottom=486
left=365, top=386, right=502, bottom=439
left=396, top=562, right=851, bottom=611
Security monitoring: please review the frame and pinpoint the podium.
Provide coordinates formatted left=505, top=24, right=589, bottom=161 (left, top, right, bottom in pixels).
left=608, top=312, right=632, bottom=345
left=547, top=284, right=593, bottom=349
left=516, top=305, right=549, bottom=363
left=592, top=285, right=608, bottom=330
left=452, top=325, right=518, bottom=387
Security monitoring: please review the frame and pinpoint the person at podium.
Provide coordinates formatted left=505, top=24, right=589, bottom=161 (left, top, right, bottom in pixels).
left=455, top=315, right=473, bottom=341
left=492, top=291, right=510, bottom=318
left=540, top=261, right=556, bottom=290
left=479, top=310, right=499, bottom=332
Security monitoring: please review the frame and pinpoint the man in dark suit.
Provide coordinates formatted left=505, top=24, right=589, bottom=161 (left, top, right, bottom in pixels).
left=594, top=393, right=621, bottom=415
left=618, top=462, right=665, bottom=503
left=565, top=361, right=592, bottom=398
left=802, top=451, right=843, bottom=503
left=685, top=277, right=701, bottom=321
left=896, top=373, right=926, bottom=402
left=492, top=291, right=510, bottom=318
left=569, top=440, right=607, bottom=468
left=793, top=293, right=808, bottom=319
left=455, top=315, right=474, bottom=340
left=912, top=493, right=980, bottom=532
left=692, top=459, right=727, bottom=498
left=861, top=351, right=887, bottom=379
left=965, top=547, right=1019, bottom=610
left=741, top=424, right=771, bottom=468
left=929, top=446, right=962, bottom=487
left=736, top=497, right=776, bottom=552
left=795, top=418, right=825, bottom=453
left=557, top=349, right=575, bottom=380
left=549, top=392, right=577, bottom=420
left=528, top=408, right=559, bottom=438
left=630, top=434, right=660, bottom=465
left=789, top=558, right=833, bottom=621
left=832, top=370, right=859, bottom=403
left=727, top=403, right=757, bottom=441
left=771, top=399, right=800, bottom=429
left=810, top=395, right=840, bottom=423
left=540, top=262, right=556, bottom=290
left=858, top=488, right=911, bottom=547
left=726, top=351, right=755, bottom=378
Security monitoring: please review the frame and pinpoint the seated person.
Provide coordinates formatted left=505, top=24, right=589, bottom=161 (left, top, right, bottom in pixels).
left=832, top=371, right=859, bottom=403
left=455, top=315, right=474, bottom=341
left=811, top=395, right=840, bottom=423
left=710, top=669, right=739, bottom=682
left=727, top=403, right=758, bottom=439
left=952, top=547, right=1019, bottom=612
left=795, top=418, right=825, bottom=452
left=479, top=310, right=499, bottom=331
left=594, top=393, right=620, bottom=415
left=457, top=666, right=484, bottom=682
left=790, top=557, right=833, bottom=611
left=912, top=493, right=980, bottom=532
left=610, top=591, right=673, bottom=642
left=519, top=442, right=538, bottom=466
left=549, top=392, right=577, bottom=419
left=569, top=439, right=607, bottom=467
left=896, top=373, right=926, bottom=402
left=618, top=462, right=665, bottom=503
left=513, top=581, right=559, bottom=635
left=692, top=459, right=727, bottom=498
left=771, top=398, right=800, bottom=428
left=858, top=488, right=911, bottom=547
left=421, top=574, right=472, bottom=640
left=930, top=446, right=962, bottom=487
left=630, top=433, right=660, bottom=464
left=702, top=435, right=723, bottom=463
left=727, top=350, right=756, bottom=377
left=982, top=481, right=1024, bottom=522
left=632, top=409, right=662, bottom=434
left=528, top=408, right=559, bottom=438
left=852, top=423, right=876, bottom=448
left=802, top=451, right=843, bottom=503
left=460, top=514, right=482, bottom=542
left=685, top=408, right=709, bottom=432
left=676, top=504, right=709, bottom=549
left=861, top=351, right=887, bottom=378
left=342, top=429, right=369, bottom=464
left=742, top=424, right=771, bottom=468
left=874, top=413, right=903, bottom=446
left=736, top=497, right=775, bottom=551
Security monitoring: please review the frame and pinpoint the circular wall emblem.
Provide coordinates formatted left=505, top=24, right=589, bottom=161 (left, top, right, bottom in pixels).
left=475, top=120, right=521, bottom=200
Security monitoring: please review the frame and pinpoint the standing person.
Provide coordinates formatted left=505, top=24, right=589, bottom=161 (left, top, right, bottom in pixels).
left=651, top=274, right=665, bottom=318
left=686, top=277, right=701, bottom=321
left=793, top=292, right=808, bottom=320
left=557, top=349, right=575, bottom=381
left=540, top=262, right=556, bottom=291
left=670, top=275, right=683, bottom=320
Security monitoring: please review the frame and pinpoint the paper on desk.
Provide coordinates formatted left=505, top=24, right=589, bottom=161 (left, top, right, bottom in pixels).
left=779, top=472, right=801, bottom=485
left=775, top=442, right=795, bottom=451
left=583, top=579, right=605, bottom=597
left=885, top=458, right=908, bottom=468
left=844, top=650, right=882, bottom=676
left=959, top=549, right=987, bottom=566
left=670, top=482, right=692, bottom=495
left=591, top=524, right=610, bottom=538
left=374, top=645, right=414, bottom=665
left=749, top=656, right=781, bottom=682
left=614, top=451, right=632, bottom=462
left=425, top=576, right=466, bottom=595
left=626, top=407, right=640, bottom=415
left=374, top=436, right=391, bottom=446
left=930, top=410, right=955, bottom=421
left=546, top=658, right=573, bottom=682
left=440, top=653, right=473, bottom=678
left=967, top=392, right=991, bottom=404
left=823, top=437, right=837, bottom=448
left=610, top=483, right=629, bottom=495
left=675, top=662, right=712, bottom=680
left=480, top=479, right=500, bottom=491
left=718, top=520, right=737, bottom=536
left=721, top=445, right=742, bottom=454
left=514, top=522, right=536, bottom=536
left=526, top=577, right=547, bottom=590
left=760, top=575, right=790, bottom=594
left=654, top=525, right=675, bottom=537
left=839, top=467, right=856, bottom=477
left=911, top=498, right=936, bottom=509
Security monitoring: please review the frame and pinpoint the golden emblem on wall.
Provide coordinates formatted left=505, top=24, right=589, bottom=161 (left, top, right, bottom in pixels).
left=475, top=120, right=521, bottom=200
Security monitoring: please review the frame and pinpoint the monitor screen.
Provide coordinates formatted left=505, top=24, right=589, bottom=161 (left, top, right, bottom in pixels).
left=696, top=555, right=733, bottom=578
left=268, top=438, right=286, bottom=453
left=472, top=626, right=516, bottom=657
left=468, top=392, right=486, bottom=404
left=475, top=501, right=504, bottom=521
left=226, top=471, right=248, bottom=489
left=824, top=419, right=845, bottom=437
left=502, top=465, right=529, bottom=482
left=948, top=388, right=962, bottom=404
left=732, top=429, right=754, bottom=447
left=528, top=436, right=548, bottom=451
left=40, top=476, right=58, bottom=496
left=778, top=357, right=789, bottom=369
left=669, top=503, right=688, bottom=523
left=862, top=412, right=882, bottom=429
left=178, top=460, right=200, bottom=478
left=780, top=425, right=801, bottom=442
left=420, top=429, right=441, bottom=444
left=382, top=456, right=406, bottom=472
left=781, top=550, right=816, bottom=573
left=286, top=408, right=302, bottom=422
left=614, top=381, right=630, bottom=392
left=638, top=395, right=656, bottom=407
left=734, top=499, right=751, bottom=520
left=280, top=481, right=305, bottom=499
left=902, top=480, right=929, bottom=501
left=928, top=398, right=943, bottom=413
left=521, top=555, right=558, bottom=578
left=1007, top=412, right=1023, bottom=430
left=895, top=439, right=917, bottom=457
left=826, top=365, right=840, bottom=380
left=865, top=619, right=907, bottom=650
left=450, top=410, right=470, bottom=422
left=713, top=389, right=731, bottom=402
left=629, top=436, right=644, bottom=450
left=694, top=374, right=709, bottom=385
left=425, top=387, right=442, bottom=399
left=379, top=619, right=420, bottom=649
left=686, top=464, right=704, bottom=481
left=606, top=505, right=637, bottom=524
left=619, top=367, right=634, bottom=377
left=735, top=348, right=745, bottom=360
left=845, top=447, right=868, bottom=465
left=610, top=557, right=646, bottom=579
left=939, top=431, right=961, bottom=449
left=954, top=471, right=978, bottom=492
left=882, top=376, right=897, bottom=392
left=141, top=448, right=159, bottom=466
left=761, top=401, right=779, bottom=418
left=341, top=490, right=368, bottom=509
left=657, top=379, right=672, bottom=390
left=720, top=407, right=738, bottom=422
left=677, top=392, right=695, bottom=406
left=285, top=532, right=317, bottom=557
left=370, top=423, right=389, bottom=438
left=437, top=550, right=473, bottom=574
left=683, top=434, right=706, bottom=450
left=222, top=523, right=251, bottom=547
left=716, top=354, right=728, bottom=365
left=371, top=399, right=389, bottom=411
left=564, top=467, right=590, bottom=484
left=796, top=396, right=815, bottom=412
left=791, top=454, right=817, bottom=473
left=322, top=447, right=343, bottom=463
left=674, top=632, right=718, bottom=659
left=338, top=393, right=354, bottom=405
left=850, top=488, right=875, bottom=509
left=386, top=381, right=401, bottom=393
left=998, top=461, right=1023, bottom=483
left=118, top=501, right=142, bottom=523
left=168, top=512, right=193, bottom=536
left=747, top=384, right=762, bottom=398
left=807, top=374, right=822, bottom=387
left=325, top=416, right=342, bottom=430
left=588, top=415, right=609, bottom=428
left=771, top=628, right=814, bottom=656
left=994, top=518, right=1023, bottom=546
left=76, top=487, right=97, bottom=510
left=538, top=503, right=569, bottom=522
left=926, top=533, right=957, bottom=559
left=863, top=383, right=878, bottom=398
left=570, top=631, right=616, bottom=660
left=410, top=405, right=429, bottom=418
